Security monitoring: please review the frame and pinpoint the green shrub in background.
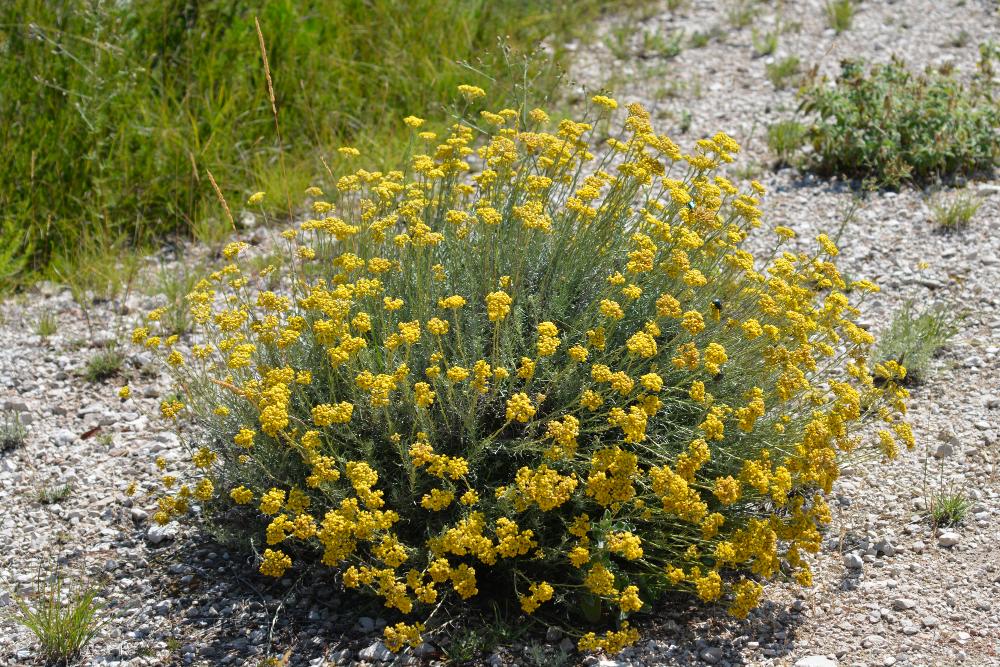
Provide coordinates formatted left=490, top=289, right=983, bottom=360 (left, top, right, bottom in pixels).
left=0, top=0, right=610, bottom=286
left=796, top=56, right=999, bottom=187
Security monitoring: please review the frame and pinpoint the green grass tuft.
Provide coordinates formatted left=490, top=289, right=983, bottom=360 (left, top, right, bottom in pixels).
left=37, top=483, right=74, bottom=505
left=766, top=56, right=802, bottom=89
left=825, top=0, right=855, bottom=33
left=1, top=410, right=28, bottom=452
left=35, top=311, right=57, bottom=338
left=767, top=120, right=808, bottom=164
left=84, top=349, right=124, bottom=383
left=929, top=489, right=971, bottom=527
left=875, top=301, right=959, bottom=384
left=11, top=572, right=106, bottom=665
left=930, top=190, right=981, bottom=230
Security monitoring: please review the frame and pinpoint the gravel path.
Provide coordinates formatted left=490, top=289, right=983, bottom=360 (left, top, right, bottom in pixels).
left=2, top=1, right=999, bottom=665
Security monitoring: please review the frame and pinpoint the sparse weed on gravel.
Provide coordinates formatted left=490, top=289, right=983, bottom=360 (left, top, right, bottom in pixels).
left=767, top=120, right=808, bottom=164
left=10, top=572, right=106, bottom=665
left=688, top=29, right=719, bottom=49
left=751, top=26, right=779, bottom=57
left=37, top=483, right=74, bottom=505
left=84, top=348, right=124, bottom=383
left=36, top=310, right=57, bottom=338
left=797, top=57, right=1000, bottom=187
left=642, top=28, right=685, bottom=60
left=151, top=263, right=203, bottom=336
left=875, top=301, right=959, bottom=384
left=0, top=410, right=27, bottom=452
left=929, top=489, right=971, bottom=527
left=766, top=56, right=802, bottom=89
left=726, top=0, right=757, bottom=29
left=825, top=0, right=855, bottom=33
left=929, top=190, right=981, bottom=231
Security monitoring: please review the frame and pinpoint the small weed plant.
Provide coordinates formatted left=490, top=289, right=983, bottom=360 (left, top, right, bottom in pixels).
left=37, top=483, right=74, bottom=505
left=825, top=0, right=854, bottom=33
left=132, top=92, right=910, bottom=654
left=875, top=301, right=958, bottom=384
left=84, top=349, right=124, bottom=383
left=798, top=58, right=1000, bottom=187
left=751, top=27, right=779, bottom=57
left=11, top=573, right=105, bottom=665
left=1, top=410, right=27, bottom=452
left=929, top=190, right=981, bottom=231
left=36, top=311, right=57, bottom=338
left=929, top=489, right=971, bottom=527
left=767, top=120, right=808, bottom=164
left=766, top=56, right=802, bottom=90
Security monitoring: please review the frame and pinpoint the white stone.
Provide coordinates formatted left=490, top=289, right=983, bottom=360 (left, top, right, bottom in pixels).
left=795, top=657, right=837, bottom=667
left=844, top=553, right=864, bottom=569
left=358, top=641, right=392, bottom=662
left=938, top=531, right=961, bottom=547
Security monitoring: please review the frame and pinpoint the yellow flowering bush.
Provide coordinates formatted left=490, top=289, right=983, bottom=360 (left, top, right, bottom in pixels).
left=134, top=91, right=911, bottom=654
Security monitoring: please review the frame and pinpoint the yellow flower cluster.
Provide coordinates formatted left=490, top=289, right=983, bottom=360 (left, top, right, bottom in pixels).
left=137, top=89, right=910, bottom=655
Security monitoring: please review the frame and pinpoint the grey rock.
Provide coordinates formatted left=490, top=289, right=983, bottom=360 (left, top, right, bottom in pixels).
left=545, top=625, right=563, bottom=643
left=356, top=616, right=376, bottom=633
left=875, top=538, right=897, bottom=557
left=892, top=598, right=916, bottom=610
left=146, top=524, right=176, bottom=545
left=938, top=531, right=961, bottom=547
left=911, top=540, right=926, bottom=554
left=933, top=442, right=954, bottom=459
left=843, top=553, right=864, bottom=569
left=52, top=428, right=77, bottom=445
left=700, top=647, right=723, bottom=663
left=358, top=641, right=392, bottom=662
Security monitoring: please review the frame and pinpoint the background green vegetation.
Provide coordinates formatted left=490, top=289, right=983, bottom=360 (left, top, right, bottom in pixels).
left=0, top=0, right=611, bottom=287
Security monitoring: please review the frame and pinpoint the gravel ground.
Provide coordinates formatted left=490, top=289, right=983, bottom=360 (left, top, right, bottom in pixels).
left=1, top=1, right=999, bottom=665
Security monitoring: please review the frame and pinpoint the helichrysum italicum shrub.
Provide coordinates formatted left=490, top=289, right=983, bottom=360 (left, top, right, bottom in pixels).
left=130, top=90, right=911, bottom=654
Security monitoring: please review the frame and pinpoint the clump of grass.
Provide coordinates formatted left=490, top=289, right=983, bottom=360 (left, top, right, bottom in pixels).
left=83, top=349, right=124, bottom=383
left=798, top=58, right=1000, bottom=187
left=726, top=0, right=756, bottom=29
left=11, top=572, right=105, bottom=665
left=766, top=56, right=802, bottom=89
left=767, top=120, right=808, bottom=164
left=825, top=0, right=854, bottom=33
left=37, top=483, right=74, bottom=505
left=928, top=489, right=971, bottom=527
left=36, top=311, right=57, bottom=338
left=642, top=28, right=685, bottom=60
left=150, top=263, right=202, bottom=336
left=930, top=190, right=981, bottom=230
left=688, top=29, right=714, bottom=49
left=1, top=410, right=28, bottom=452
left=875, top=301, right=959, bottom=384
left=751, top=26, right=779, bottom=57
